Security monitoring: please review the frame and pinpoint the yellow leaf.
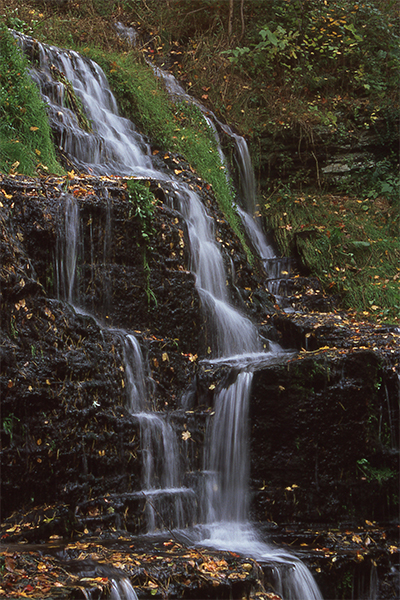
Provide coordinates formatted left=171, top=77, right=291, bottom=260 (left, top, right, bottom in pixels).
left=162, top=352, right=169, bottom=362
left=30, top=126, right=39, bottom=131
left=35, top=149, right=41, bottom=156
left=15, top=299, right=26, bottom=311
left=1, top=189, right=13, bottom=200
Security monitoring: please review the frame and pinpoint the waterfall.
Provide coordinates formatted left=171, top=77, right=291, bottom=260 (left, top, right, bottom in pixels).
left=121, top=333, right=195, bottom=532
left=15, top=30, right=323, bottom=598
left=109, top=578, right=139, bottom=600
left=170, top=184, right=261, bottom=358
left=204, top=371, right=252, bottom=524
left=56, top=193, right=80, bottom=305
left=149, top=53, right=295, bottom=308
left=13, top=32, right=153, bottom=177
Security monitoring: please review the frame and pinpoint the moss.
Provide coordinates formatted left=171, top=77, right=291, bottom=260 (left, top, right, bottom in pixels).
left=0, top=23, right=64, bottom=176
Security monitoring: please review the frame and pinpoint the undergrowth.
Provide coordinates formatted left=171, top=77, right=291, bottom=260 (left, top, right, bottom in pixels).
left=263, top=188, right=400, bottom=322
left=0, top=23, right=63, bottom=176
left=126, top=179, right=158, bottom=308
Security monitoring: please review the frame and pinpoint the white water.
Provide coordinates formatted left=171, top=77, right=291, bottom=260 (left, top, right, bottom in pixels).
left=121, top=333, right=195, bottom=532
left=16, top=30, right=322, bottom=598
left=56, top=193, right=80, bottom=304
left=109, top=578, right=138, bottom=600
left=170, top=184, right=261, bottom=358
left=204, top=371, right=252, bottom=523
left=149, top=52, right=295, bottom=307
left=14, top=32, right=154, bottom=177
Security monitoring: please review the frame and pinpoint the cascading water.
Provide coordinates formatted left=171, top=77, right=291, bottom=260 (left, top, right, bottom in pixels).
left=15, top=30, right=323, bottom=598
left=149, top=52, right=295, bottom=307
left=121, top=333, right=196, bottom=532
left=204, top=370, right=252, bottom=525
left=114, top=23, right=293, bottom=307
left=109, top=578, right=139, bottom=600
left=56, top=193, right=80, bottom=305
left=170, top=184, right=261, bottom=358
left=14, top=32, right=154, bottom=177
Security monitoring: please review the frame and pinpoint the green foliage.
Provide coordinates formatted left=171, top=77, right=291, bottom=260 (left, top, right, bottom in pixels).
left=3, top=413, right=20, bottom=442
left=0, top=23, right=64, bottom=175
left=224, top=0, right=399, bottom=96
left=92, top=0, right=117, bottom=17
left=357, top=458, right=395, bottom=484
left=3, top=7, right=36, bottom=35
left=340, top=155, right=400, bottom=203
left=263, top=188, right=400, bottom=321
left=126, top=179, right=158, bottom=308
left=126, top=179, right=156, bottom=245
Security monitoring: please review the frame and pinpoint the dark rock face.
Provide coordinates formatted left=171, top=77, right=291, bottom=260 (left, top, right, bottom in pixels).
left=0, top=174, right=203, bottom=523
left=0, top=172, right=273, bottom=524
left=250, top=349, right=399, bottom=524
left=254, top=114, right=399, bottom=190
left=1, top=172, right=399, bottom=597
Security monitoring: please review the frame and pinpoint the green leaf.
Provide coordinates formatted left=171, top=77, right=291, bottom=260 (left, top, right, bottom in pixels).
left=350, top=241, right=371, bottom=248
left=260, top=27, right=278, bottom=46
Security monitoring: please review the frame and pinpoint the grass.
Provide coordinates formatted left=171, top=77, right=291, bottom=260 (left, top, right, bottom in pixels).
left=263, top=188, right=400, bottom=321
left=0, top=23, right=64, bottom=176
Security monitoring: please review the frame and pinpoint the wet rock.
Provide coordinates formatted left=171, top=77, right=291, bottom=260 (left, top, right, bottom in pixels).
left=249, top=346, right=399, bottom=524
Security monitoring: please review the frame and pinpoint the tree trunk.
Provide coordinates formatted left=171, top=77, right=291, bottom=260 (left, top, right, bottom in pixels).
left=240, top=0, right=245, bottom=40
left=228, top=0, right=234, bottom=38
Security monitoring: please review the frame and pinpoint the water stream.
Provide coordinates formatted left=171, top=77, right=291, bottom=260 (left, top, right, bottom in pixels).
left=15, top=30, right=323, bottom=599
left=149, top=52, right=295, bottom=308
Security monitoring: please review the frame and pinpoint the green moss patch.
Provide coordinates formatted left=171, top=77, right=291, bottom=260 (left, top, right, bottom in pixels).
left=0, top=24, right=64, bottom=176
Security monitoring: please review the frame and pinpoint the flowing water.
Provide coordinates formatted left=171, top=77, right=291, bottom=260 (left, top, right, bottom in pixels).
left=121, top=332, right=196, bottom=532
left=56, top=193, right=81, bottom=304
left=15, top=30, right=323, bottom=599
left=149, top=52, right=295, bottom=308
left=109, top=578, right=139, bottom=600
